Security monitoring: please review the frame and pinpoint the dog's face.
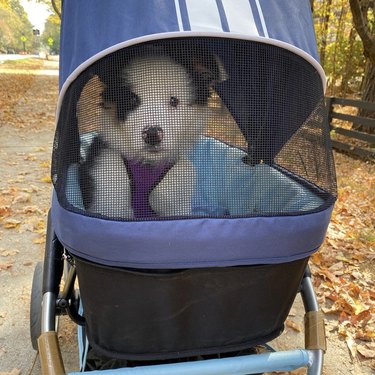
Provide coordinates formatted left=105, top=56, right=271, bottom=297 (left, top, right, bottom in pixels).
left=99, top=52, right=225, bottom=164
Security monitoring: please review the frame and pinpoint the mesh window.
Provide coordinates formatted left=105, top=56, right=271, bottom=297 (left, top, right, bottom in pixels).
left=52, top=38, right=337, bottom=221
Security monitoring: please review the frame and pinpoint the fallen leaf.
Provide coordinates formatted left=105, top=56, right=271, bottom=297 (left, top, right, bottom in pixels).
left=0, top=263, right=13, bottom=271
left=40, top=175, right=52, bottom=183
left=0, top=206, right=11, bottom=217
left=39, top=161, right=50, bottom=168
left=346, top=336, right=357, bottom=359
left=357, top=344, right=375, bottom=359
left=34, top=147, right=46, bottom=152
left=33, top=219, right=46, bottom=233
left=0, top=369, right=21, bottom=375
left=12, top=192, right=31, bottom=204
left=3, top=219, right=21, bottom=229
left=0, top=249, right=19, bottom=257
left=21, top=185, right=39, bottom=193
left=285, top=319, right=303, bottom=332
left=33, top=236, right=45, bottom=244
left=23, top=205, right=43, bottom=215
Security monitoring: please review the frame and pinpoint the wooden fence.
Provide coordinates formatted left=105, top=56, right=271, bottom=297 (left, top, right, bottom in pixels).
left=326, top=97, right=375, bottom=159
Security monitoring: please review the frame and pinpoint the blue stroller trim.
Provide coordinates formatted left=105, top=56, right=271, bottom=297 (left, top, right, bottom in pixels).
left=52, top=192, right=333, bottom=269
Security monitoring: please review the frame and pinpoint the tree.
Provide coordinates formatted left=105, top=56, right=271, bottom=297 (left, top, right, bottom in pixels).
left=349, top=0, right=375, bottom=128
left=319, top=0, right=333, bottom=68
left=41, top=13, right=60, bottom=54
left=0, top=0, right=34, bottom=52
left=313, top=0, right=368, bottom=97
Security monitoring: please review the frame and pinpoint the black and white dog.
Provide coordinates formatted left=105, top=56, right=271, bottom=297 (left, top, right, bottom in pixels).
left=79, top=47, right=226, bottom=219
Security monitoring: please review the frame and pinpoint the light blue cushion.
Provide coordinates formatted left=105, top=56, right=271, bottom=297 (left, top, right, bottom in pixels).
left=65, top=136, right=324, bottom=215
left=189, top=137, right=323, bottom=216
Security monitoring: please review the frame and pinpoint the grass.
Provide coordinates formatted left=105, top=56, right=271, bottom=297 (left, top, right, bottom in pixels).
left=0, top=56, right=40, bottom=73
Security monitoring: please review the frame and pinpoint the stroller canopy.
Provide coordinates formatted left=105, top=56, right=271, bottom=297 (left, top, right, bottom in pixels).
left=60, top=0, right=323, bottom=88
left=52, top=0, right=336, bottom=269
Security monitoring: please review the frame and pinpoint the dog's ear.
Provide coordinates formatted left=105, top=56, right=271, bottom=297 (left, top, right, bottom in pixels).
left=91, top=54, right=135, bottom=121
left=187, top=52, right=227, bottom=105
left=191, top=54, right=228, bottom=88
left=92, top=53, right=125, bottom=102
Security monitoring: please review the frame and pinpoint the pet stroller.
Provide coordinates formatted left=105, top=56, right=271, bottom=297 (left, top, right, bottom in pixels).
left=30, top=1, right=337, bottom=374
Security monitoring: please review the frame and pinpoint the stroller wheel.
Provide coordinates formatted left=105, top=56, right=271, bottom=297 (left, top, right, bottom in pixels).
left=30, top=261, right=43, bottom=350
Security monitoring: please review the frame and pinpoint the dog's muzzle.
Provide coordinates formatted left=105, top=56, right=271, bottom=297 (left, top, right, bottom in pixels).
left=142, top=126, right=164, bottom=146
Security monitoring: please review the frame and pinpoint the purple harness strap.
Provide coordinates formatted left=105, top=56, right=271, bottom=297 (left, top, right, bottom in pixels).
left=125, top=159, right=173, bottom=218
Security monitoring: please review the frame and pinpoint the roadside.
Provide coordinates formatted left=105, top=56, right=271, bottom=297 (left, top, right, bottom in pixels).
left=0, top=58, right=373, bottom=375
left=0, top=58, right=78, bottom=374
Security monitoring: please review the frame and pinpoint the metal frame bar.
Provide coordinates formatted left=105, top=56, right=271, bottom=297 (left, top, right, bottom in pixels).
left=69, top=349, right=312, bottom=375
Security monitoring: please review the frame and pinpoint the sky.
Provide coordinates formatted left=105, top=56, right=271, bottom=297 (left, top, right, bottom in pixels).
left=20, top=0, right=52, bottom=33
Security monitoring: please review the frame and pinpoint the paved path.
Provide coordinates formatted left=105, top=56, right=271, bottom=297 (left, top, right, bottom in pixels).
left=0, top=59, right=79, bottom=374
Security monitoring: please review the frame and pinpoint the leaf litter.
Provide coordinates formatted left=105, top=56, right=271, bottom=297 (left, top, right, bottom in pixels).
left=310, top=153, right=375, bottom=367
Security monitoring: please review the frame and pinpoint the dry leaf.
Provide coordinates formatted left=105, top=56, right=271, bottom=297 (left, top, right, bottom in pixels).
left=0, top=263, right=13, bottom=271
left=33, top=236, right=45, bottom=244
left=346, top=336, right=357, bottom=359
left=285, top=319, right=302, bottom=332
left=33, top=219, right=46, bottom=233
left=22, top=185, right=39, bottom=193
left=12, top=192, right=31, bottom=204
left=357, top=344, right=375, bottom=359
left=0, top=206, right=11, bottom=217
left=40, top=175, right=52, bottom=183
left=0, top=249, right=19, bottom=257
left=23, top=205, right=43, bottom=215
left=3, top=219, right=21, bottom=229
left=0, top=369, right=21, bottom=375
left=39, top=161, right=50, bottom=168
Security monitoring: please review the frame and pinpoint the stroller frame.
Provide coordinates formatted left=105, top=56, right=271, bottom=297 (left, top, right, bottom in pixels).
left=34, top=214, right=326, bottom=375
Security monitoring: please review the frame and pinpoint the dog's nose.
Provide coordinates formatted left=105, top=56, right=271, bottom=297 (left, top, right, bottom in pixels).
left=142, top=126, right=164, bottom=146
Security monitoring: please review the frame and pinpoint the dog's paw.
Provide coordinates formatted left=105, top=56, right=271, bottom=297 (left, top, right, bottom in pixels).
left=88, top=148, right=134, bottom=218
left=149, top=159, right=194, bottom=217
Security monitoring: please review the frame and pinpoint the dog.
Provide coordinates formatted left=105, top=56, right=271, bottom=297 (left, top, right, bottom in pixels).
left=79, top=47, right=226, bottom=219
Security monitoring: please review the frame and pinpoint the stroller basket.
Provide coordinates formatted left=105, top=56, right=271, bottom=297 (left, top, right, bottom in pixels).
left=76, top=257, right=308, bottom=360
left=33, top=1, right=337, bottom=374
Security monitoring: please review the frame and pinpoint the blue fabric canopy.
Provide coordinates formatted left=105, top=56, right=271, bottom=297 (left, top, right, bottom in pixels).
left=59, top=0, right=320, bottom=88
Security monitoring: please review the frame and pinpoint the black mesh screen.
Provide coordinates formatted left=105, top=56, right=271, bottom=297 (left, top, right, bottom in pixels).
left=52, top=37, right=337, bottom=220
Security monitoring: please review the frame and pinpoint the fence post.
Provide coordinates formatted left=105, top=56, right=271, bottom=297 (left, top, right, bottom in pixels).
left=325, top=97, right=334, bottom=130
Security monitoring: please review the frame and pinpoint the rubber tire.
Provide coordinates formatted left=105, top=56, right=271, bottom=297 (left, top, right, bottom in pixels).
left=30, top=261, right=43, bottom=350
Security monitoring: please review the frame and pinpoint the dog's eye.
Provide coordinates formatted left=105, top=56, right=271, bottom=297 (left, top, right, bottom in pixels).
left=169, top=96, right=179, bottom=108
left=128, top=92, right=140, bottom=109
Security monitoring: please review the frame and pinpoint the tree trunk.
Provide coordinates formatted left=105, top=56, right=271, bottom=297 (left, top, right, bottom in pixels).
left=349, top=0, right=375, bottom=133
left=331, top=3, right=346, bottom=95
left=341, top=28, right=356, bottom=97
left=319, top=0, right=333, bottom=68
left=358, top=61, right=375, bottom=133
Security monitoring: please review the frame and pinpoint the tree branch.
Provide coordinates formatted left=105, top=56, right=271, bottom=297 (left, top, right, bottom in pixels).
left=51, top=0, right=61, bottom=19
left=349, top=0, right=375, bottom=63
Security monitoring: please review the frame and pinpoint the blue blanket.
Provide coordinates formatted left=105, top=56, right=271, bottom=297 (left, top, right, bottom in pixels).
left=190, top=137, right=323, bottom=215
left=66, top=136, right=324, bottom=216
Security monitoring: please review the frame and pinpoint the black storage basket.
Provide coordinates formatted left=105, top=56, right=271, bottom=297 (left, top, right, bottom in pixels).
left=75, top=257, right=308, bottom=360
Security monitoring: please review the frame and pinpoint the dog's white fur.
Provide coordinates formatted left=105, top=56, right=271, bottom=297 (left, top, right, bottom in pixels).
left=87, top=55, right=212, bottom=218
